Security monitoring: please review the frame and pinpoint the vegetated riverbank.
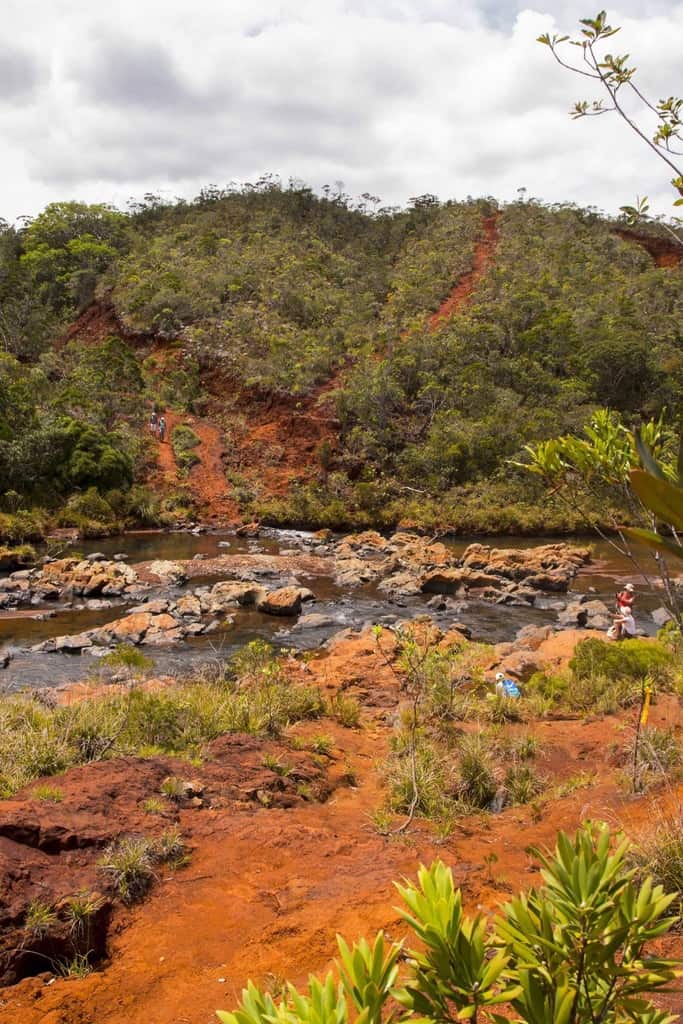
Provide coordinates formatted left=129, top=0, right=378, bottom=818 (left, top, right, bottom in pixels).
left=0, top=617, right=681, bottom=1024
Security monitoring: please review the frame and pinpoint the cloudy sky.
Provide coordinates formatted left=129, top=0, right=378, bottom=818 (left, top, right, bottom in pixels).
left=2, top=0, right=682, bottom=221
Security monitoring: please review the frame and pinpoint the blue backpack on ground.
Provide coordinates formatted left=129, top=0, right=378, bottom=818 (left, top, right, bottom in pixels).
left=502, top=678, right=521, bottom=698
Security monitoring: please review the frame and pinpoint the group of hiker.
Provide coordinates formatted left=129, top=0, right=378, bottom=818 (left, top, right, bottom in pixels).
left=149, top=410, right=167, bottom=443
left=489, top=583, right=638, bottom=703
left=608, top=583, right=637, bottom=640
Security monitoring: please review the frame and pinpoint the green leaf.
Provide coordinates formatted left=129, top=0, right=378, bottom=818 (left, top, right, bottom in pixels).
left=623, top=527, right=683, bottom=561
left=630, top=469, right=683, bottom=531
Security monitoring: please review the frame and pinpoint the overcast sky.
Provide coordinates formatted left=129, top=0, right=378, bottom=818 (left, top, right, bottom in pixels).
left=2, top=0, right=682, bottom=222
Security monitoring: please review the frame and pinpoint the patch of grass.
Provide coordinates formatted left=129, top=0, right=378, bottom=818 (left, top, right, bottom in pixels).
left=262, top=754, right=293, bottom=777
left=65, top=891, right=105, bottom=940
left=504, top=762, right=545, bottom=805
left=154, top=828, right=187, bottom=867
left=551, top=770, right=597, bottom=798
left=171, top=424, right=201, bottom=472
left=142, top=797, right=166, bottom=815
left=23, top=899, right=57, bottom=939
left=57, top=953, right=93, bottom=978
left=99, top=837, right=156, bottom=903
left=629, top=807, right=683, bottom=915
left=630, top=727, right=682, bottom=791
left=0, top=643, right=324, bottom=798
left=457, top=733, right=498, bottom=808
left=160, top=776, right=186, bottom=802
left=31, top=784, right=64, bottom=802
left=309, top=734, right=334, bottom=756
left=328, top=693, right=361, bottom=728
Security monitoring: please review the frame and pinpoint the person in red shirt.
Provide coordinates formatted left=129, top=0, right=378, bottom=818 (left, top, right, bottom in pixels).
left=616, top=583, right=635, bottom=614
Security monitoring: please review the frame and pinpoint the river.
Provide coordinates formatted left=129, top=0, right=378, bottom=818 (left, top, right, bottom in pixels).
left=0, top=529, right=668, bottom=691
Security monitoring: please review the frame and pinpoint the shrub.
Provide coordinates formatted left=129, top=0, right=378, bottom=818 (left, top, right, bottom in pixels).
left=630, top=727, right=682, bottom=791
left=504, top=761, right=545, bottom=804
left=456, top=732, right=497, bottom=808
left=99, top=837, right=156, bottom=902
left=328, top=693, right=361, bottom=728
left=630, top=808, right=683, bottom=915
left=217, top=823, right=681, bottom=1024
left=570, top=637, right=673, bottom=684
left=171, top=424, right=201, bottom=472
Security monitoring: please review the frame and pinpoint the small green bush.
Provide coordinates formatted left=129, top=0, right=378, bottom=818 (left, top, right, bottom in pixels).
left=570, top=637, right=673, bottom=684
left=457, top=733, right=497, bottom=808
left=171, top=424, right=201, bottom=472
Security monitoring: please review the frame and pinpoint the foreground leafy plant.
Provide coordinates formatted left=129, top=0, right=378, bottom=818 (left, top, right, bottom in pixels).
left=217, top=822, right=681, bottom=1024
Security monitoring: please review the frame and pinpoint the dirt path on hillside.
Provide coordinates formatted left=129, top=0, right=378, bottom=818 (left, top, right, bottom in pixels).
left=153, top=411, right=240, bottom=524
left=429, top=212, right=499, bottom=329
left=1, top=628, right=682, bottom=1024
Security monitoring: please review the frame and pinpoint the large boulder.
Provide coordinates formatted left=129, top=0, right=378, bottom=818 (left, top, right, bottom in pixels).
left=420, top=568, right=502, bottom=594
left=147, top=560, right=187, bottom=585
left=257, top=587, right=315, bottom=616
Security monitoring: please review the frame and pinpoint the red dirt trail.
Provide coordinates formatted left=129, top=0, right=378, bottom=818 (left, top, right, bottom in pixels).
left=1, top=628, right=682, bottom=1024
left=429, top=213, right=500, bottom=329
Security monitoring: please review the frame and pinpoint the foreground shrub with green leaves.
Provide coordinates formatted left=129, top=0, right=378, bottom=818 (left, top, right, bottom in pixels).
left=0, top=641, right=323, bottom=797
left=570, top=638, right=674, bottom=685
left=218, top=823, right=681, bottom=1024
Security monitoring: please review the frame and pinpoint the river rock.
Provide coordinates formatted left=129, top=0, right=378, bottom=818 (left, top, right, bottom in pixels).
left=204, top=581, right=267, bottom=612
left=558, top=599, right=611, bottom=630
left=420, top=568, right=502, bottom=594
left=176, top=594, right=202, bottom=617
left=0, top=648, right=12, bottom=669
left=291, top=613, right=339, bottom=631
left=147, top=560, right=187, bottom=584
left=652, top=606, right=672, bottom=627
left=86, top=552, right=107, bottom=562
left=235, top=522, right=260, bottom=537
left=108, top=611, right=154, bottom=644
left=129, top=599, right=171, bottom=615
left=55, top=632, right=93, bottom=652
left=257, top=587, right=315, bottom=616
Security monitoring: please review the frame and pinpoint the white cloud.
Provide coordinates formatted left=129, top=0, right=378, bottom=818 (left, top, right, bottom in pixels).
left=1, top=0, right=682, bottom=220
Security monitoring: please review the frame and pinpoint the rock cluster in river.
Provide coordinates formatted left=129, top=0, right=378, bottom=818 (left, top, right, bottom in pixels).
left=328, top=531, right=590, bottom=604
left=31, top=579, right=316, bottom=653
left=0, top=557, right=148, bottom=610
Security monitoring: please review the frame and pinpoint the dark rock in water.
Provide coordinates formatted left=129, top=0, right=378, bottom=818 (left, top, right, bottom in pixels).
left=450, top=621, right=472, bottom=639
left=218, top=541, right=231, bottom=548
left=113, top=553, right=129, bottom=562
left=652, top=606, right=672, bottom=627
left=0, top=648, right=12, bottom=669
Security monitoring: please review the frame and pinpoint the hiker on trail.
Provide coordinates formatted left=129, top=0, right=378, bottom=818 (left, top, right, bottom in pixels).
left=158, top=415, right=167, bottom=443
left=492, top=672, right=521, bottom=699
left=149, top=410, right=158, bottom=435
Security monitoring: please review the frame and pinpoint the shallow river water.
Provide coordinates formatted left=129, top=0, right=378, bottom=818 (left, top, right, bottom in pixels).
left=0, top=529, right=666, bottom=691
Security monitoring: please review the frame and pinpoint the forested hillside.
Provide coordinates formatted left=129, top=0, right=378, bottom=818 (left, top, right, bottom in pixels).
left=1, top=179, right=682, bottom=541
